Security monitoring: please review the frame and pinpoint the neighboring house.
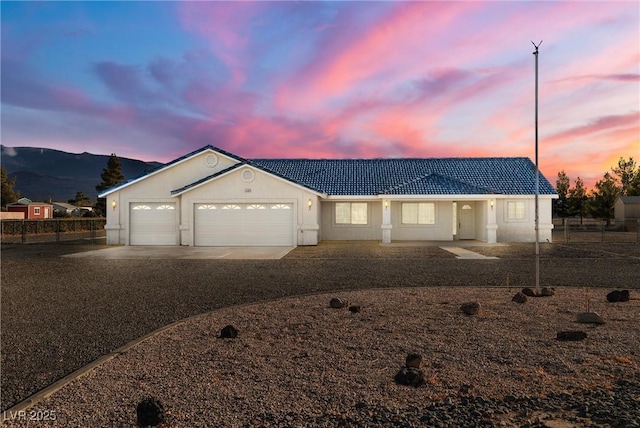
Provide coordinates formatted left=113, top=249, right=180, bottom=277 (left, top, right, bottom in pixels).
left=51, top=202, right=94, bottom=217
left=98, top=146, right=558, bottom=247
left=614, top=196, right=640, bottom=222
left=6, top=198, right=53, bottom=219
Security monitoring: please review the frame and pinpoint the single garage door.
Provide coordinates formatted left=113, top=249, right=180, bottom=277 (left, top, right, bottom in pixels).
left=195, top=203, right=293, bottom=246
left=130, top=202, right=177, bottom=245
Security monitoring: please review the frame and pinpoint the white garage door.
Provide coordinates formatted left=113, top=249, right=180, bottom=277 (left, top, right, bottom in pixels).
left=195, top=203, right=293, bottom=246
left=130, top=203, right=177, bottom=245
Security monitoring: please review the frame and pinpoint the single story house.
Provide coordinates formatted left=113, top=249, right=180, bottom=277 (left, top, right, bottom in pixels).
left=614, top=196, right=640, bottom=222
left=6, top=198, right=53, bottom=219
left=99, top=145, right=557, bottom=247
left=51, top=202, right=94, bottom=217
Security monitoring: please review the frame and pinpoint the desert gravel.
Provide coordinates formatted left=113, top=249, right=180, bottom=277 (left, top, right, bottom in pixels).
left=1, top=240, right=639, bottom=425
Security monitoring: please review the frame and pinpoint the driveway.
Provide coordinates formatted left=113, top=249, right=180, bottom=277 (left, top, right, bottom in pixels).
left=62, top=245, right=294, bottom=260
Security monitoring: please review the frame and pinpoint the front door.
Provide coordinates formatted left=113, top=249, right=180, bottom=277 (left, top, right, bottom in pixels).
left=458, top=203, right=475, bottom=240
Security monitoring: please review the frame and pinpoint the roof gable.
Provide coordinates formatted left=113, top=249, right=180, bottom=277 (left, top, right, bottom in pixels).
left=98, top=146, right=245, bottom=197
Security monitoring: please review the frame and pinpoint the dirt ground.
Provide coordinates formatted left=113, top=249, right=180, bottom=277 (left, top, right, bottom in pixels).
left=1, top=240, right=639, bottom=411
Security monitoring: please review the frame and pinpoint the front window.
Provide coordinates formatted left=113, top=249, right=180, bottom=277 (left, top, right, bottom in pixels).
left=402, top=202, right=436, bottom=224
left=34, top=207, right=41, bottom=215
left=507, top=201, right=526, bottom=219
left=335, top=202, right=368, bottom=225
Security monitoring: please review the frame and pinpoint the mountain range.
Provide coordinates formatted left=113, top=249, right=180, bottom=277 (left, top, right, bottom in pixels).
left=1, top=146, right=162, bottom=202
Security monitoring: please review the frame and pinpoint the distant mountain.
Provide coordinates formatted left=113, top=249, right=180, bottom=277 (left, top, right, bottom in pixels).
left=1, top=146, right=163, bottom=202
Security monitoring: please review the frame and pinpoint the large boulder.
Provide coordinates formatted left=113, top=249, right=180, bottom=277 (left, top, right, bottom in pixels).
left=512, top=292, right=528, bottom=304
left=329, top=297, right=348, bottom=309
left=394, top=367, right=425, bottom=387
left=606, top=290, right=630, bottom=303
left=219, top=325, right=238, bottom=339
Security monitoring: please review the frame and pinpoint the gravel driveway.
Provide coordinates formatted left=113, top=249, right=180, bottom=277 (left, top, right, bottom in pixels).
left=1, top=240, right=639, bottom=411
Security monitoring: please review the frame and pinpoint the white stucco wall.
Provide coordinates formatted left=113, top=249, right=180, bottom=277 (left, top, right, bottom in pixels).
left=319, top=200, right=382, bottom=241
left=496, top=197, right=554, bottom=242
left=177, top=165, right=319, bottom=246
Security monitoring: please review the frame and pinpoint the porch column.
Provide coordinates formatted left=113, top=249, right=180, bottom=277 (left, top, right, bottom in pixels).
left=381, top=199, right=392, bottom=244
left=486, top=198, right=498, bottom=244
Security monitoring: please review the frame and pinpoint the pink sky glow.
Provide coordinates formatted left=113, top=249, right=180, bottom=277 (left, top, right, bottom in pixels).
left=1, top=1, right=638, bottom=189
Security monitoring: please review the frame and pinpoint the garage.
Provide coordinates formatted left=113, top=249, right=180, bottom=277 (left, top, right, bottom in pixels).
left=129, top=202, right=178, bottom=245
left=194, top=203, right=294, bottom=246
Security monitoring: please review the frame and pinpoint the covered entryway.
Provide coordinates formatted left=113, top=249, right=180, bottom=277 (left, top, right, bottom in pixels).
left=458, top=203, right=476, bottom=240
left=130, top=202, right=178, bottom=245
left=194, top=203, right=294, bottom=246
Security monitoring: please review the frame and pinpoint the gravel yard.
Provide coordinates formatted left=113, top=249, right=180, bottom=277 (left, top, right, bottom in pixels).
left=1, top=240, right=639, bottom=423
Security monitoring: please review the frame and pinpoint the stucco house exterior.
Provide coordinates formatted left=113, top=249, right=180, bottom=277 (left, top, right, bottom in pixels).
left=99, top=146, right=557, bottom=247
left=6, top=198, right=53, bottom=219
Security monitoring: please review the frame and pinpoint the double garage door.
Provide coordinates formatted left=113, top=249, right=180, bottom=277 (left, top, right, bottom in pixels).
left=195, top=203, right=294, bottom=246
left=130, top=202, right=294, bottom=246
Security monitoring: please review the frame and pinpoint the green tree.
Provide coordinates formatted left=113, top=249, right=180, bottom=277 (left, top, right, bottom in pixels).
left=611, top=157, right=640, bottom=196
left=567, top=176, right=588, bottom=223
left=95, top=153, right=125, bottom=216
left=68, top=191, right=92, bottom=207
left=554, top=170, right=570, bottom=217
left=588, top=172, right=621, bottom=224
left=1, top=166, right=20, bottom=209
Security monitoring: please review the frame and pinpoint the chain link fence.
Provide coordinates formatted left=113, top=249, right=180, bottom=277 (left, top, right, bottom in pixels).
left=552, top=218, right=639, bottom=244
left=0, top=218, right=106, bottom=244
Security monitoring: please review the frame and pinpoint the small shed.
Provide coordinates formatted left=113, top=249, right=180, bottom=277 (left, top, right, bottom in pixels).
left=614, top=196, right=640, bottom=222
left=6, top=198, right=54, bottom=219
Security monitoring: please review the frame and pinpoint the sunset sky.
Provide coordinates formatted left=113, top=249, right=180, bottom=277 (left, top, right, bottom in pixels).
left=1, top=1, right=638, bottom=188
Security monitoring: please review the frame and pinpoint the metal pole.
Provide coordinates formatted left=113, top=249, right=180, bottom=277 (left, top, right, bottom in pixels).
left=532, top=41, right=542, bottom=293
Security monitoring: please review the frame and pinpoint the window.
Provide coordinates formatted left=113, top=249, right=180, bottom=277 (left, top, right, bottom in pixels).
left=271, top=204, right=291, bottom=210
left=222, top=204, right=241, bottom=210
left=156, top=204, right=175, bottom=210
left=507, top=201, right=526, bottom=219
left=401, top=203, right=436, bottom=225
left=335, top=202, right=368, bottom=225
left=132, top=205, right=151, bottom=210
left=34, top=207, right=41, bottom=215
left=246, top=204, right=266, bottom=210
left=197, top=204, right=217, bottom=210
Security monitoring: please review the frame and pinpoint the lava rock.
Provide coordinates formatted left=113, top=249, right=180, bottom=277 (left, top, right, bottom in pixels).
left=348, top=305, right=361, bottom=313
left=512, top=292, right=528, bottom=303
left=329, top=298, right=348, bottom=309
left=394, top=366, right=425, bottom=387
left=521, top=288, right=536, bottom=297
left=405, top=353, right=422, bottom=368
left=219, top=324, right=238, bottom=339
left=607, top=290, right=630, bottom=303
left=460, top=301, right=480, bottom=315
left=136, top=396, right=165, bottom=427
left=556, top=330, right=587, bottom=341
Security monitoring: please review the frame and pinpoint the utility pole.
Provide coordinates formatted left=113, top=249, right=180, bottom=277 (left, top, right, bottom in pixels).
left=532, top=40, right=542, bottom=293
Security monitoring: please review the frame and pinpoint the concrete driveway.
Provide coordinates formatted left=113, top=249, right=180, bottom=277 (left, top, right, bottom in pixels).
left=62, top=245, right=294, bottom=260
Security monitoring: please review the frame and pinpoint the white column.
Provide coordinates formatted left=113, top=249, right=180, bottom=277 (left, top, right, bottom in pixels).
left=486, top=199, right=498, bottom=243
left=381, top=199, right=392, bottom=243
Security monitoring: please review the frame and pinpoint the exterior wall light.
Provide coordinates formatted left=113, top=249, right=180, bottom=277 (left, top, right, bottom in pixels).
left=112, top=200, right=117, bottom=211
left=308, top=198, right=312, bottom=210
left=490, top=199, right=494, bottom=209
left=384, top=200, right=389, bottom=210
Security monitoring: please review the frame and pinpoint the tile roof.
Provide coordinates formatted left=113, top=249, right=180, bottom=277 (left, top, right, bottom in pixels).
left=101, top=145, right=557, bottom=197
left=251, top=157, right=557, bottom=196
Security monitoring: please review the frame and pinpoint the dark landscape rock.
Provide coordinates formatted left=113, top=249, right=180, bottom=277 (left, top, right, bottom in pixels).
left=460, top=301, right=480, bottom=315
left=607, top=290, right=630, bottom=303
left=219, top=324, right=238, bottom=339
left=512, top=292, right=528, bottom=303
left=522, top=288, right=536, bottom=297
left=405, top=353, right=422, bottom=368
left=394, top=366, right=425, bottom=387
left=329, top=297, right=348, bottom=309
left=556, top=330, right=587, bottom=341
left=348, top=305, right=361, bottom=313
left=136, top=396, right=165, bottom=427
